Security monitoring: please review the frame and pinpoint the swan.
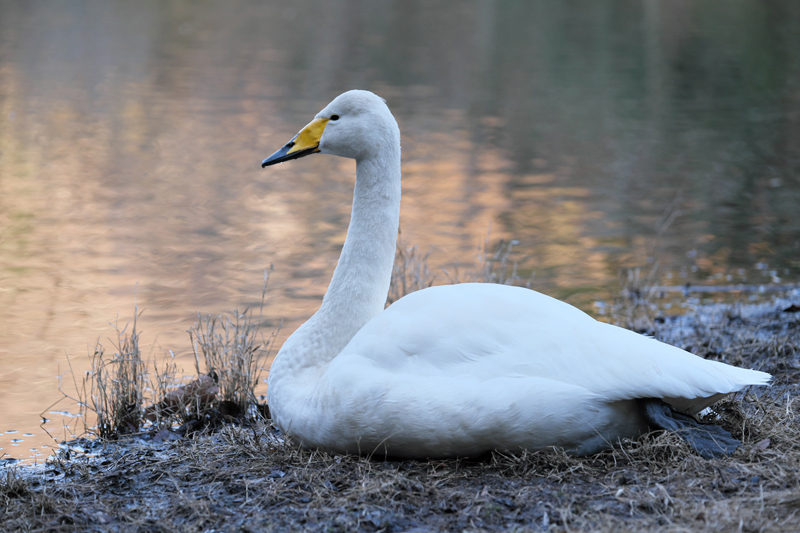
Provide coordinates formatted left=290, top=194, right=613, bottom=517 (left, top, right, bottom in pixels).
left=261, top=90, right=771, bottom=459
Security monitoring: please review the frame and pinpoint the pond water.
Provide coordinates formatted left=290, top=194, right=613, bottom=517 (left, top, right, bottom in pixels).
left=1, top=0, right=799, bottom=461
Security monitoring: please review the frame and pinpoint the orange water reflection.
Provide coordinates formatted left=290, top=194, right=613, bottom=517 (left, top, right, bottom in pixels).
left=2, top=0, right=799, bottom=461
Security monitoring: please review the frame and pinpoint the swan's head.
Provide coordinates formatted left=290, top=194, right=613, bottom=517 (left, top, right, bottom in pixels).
left=262, top=90, right=399, bottom=167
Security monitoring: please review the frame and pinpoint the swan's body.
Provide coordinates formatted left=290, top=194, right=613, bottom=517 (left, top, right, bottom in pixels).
left=262, top=90, right=770, bottom=458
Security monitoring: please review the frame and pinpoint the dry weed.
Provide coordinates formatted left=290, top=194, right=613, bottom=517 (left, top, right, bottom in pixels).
left=445, top=235, right=533, bottom=287
left=387, top=240, right=435, bottom=304
left=388, top=231, right=532, bottom=306
left=615, top=265, right=662, bottom=332
left=7, top=246, right=798, bottom=532
left=188, top=308, right=272, bottom=419
left=49, top=270, right=277, bottom=446
left=3, top=384, right=798, bottom=532
left=188, top=268, right=279, bottom=420
left=53, top=309, right=148, bottom=440
left=6, top=290, right=797, bottom=532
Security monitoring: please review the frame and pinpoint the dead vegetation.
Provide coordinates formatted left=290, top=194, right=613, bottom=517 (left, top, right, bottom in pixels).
left=53, top=271, right=277, bottom=447
left=2, top=376, right=798, bottom=532
left=2, top=254, right=799, bottom=532
left=387, top=234, right=531, bottom=305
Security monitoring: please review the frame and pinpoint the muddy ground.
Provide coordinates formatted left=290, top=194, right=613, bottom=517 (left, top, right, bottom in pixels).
left=2, top=295, right=799, bottom=532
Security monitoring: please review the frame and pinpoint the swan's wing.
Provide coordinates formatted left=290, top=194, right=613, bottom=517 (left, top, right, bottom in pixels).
left=320, top=360, right=643, bottom=457
left=341, top=283, right=770, bottom=412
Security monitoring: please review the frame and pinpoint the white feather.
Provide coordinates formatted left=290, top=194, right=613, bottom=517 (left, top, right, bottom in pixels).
left=265, top=90, right=770, bottom=458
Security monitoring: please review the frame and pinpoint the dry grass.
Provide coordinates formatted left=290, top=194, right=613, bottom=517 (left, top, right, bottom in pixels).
left=467, top=236, right=532, bottom=288
left=90, top=313, right=148, bottom=438
left=387, top=232, right=532, bottom=305
left=187, top=307, right=277, bottom=420
left=51, top=271, right=276, bottom=444
left=55, top=310, right=150, bottom=440
left=387, top=240, right=435, bottom=305
left=186, top=264, right=278, bottom=420
left=615, top=266, right=662, bottom=332
left=4, top=253, right=799, bottom=532
left=2, top=377, right=798, bottom=532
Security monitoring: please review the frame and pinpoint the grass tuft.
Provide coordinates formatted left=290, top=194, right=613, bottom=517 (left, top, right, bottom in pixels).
left=389, top=232, right=532, bottom=305
left=50, top=270, right=277, bottom=444
left=387, top=240, right=435, bottom=304
left=53, top=310, right=149, bottom=440
left=188, top=306, right=277, bottom=419
left=92, top=311, right=147, bottom=438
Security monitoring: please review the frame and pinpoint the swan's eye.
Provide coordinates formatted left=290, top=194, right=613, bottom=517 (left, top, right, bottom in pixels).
left=330, top=114, right=340, bottom=121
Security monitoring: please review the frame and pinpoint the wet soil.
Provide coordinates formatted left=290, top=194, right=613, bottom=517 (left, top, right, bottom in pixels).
left=2, top=296, right=799, bottom=532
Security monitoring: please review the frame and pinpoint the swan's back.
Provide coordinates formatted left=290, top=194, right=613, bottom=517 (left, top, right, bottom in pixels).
left=339, top=283, right=768, bottom=411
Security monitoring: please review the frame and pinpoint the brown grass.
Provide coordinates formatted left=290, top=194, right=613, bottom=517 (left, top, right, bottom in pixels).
left=4, top=255, right=799, bottom=532
left=388, top=233, right=531, bottom=305
left=3, top=379, right=798, bottom=532
left=49, top=270, right=276, bottom=445
left=54, top=310, right=150, bottom=440
left=187, top=307, right=277, bottom=420
left=387, top=240, right=435, bottom=305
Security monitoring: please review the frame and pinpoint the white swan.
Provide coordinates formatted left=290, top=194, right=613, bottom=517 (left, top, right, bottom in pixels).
left=262, top=90, right=770, bottom=459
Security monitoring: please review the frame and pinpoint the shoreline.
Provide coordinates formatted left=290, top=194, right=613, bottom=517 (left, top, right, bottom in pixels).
left=3, top=293, right=799, bottom=531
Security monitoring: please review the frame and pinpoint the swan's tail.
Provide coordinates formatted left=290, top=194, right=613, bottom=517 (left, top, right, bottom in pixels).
left=663, top=364, right=771, bottom=414
left=725, top=366, right=772, bottom=387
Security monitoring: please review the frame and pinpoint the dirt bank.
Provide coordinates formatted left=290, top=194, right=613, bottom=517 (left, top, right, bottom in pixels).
left=2, top=296, right=798, bottom=532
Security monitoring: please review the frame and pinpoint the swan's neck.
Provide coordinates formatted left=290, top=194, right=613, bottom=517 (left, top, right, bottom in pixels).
left=278, top=147, right=401, bottom=371
left=320, top=154, right=401, bottom=325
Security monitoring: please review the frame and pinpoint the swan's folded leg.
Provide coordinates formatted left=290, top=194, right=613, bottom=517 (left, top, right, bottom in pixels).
left=638, top=398, right=740, bottom=458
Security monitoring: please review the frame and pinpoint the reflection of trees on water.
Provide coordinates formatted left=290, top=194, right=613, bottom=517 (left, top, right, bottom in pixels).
left=2, top=1, right=800, bottom=454
left=260, top=0, right=800, bottom=274
left=1, top=0, right=799, bottom=296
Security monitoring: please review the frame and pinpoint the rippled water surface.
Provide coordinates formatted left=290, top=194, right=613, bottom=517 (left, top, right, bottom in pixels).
left=1, top=0, right=799, bottom=460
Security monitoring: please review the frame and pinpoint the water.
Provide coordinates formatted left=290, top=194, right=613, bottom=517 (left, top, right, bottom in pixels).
left=1, top=0, right=798, bottom=460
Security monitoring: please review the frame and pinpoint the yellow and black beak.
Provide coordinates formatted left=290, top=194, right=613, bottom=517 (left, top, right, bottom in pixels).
left=261, top=117, right=330, bottom=168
